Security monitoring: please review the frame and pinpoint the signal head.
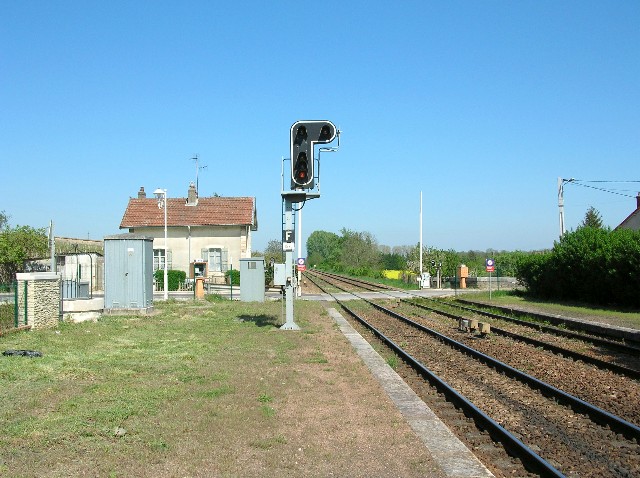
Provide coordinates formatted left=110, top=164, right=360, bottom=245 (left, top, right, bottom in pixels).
left=289, top=120, right=337, bottom=189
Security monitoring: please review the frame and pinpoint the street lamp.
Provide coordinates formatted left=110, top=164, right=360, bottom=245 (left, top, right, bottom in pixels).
left=154, top=188, right=168, bottom=300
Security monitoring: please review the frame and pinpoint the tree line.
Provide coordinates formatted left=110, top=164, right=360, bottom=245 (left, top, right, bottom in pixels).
left=246, top=204, right=634, bottom=309
left=303, top=228, right=530, bottom=280
left=0, top=211, right=48, bottom=284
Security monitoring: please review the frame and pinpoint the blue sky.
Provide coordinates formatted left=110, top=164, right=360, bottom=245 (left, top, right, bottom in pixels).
left=2, top=1, right=639, bottom=255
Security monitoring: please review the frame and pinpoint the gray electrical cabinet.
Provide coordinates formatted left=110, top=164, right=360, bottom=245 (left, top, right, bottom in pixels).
left=104, top=233, right=154, bottom=312
left=240, top=257, right=265, bottom=302
left=273, top=264, right=287, bottom=286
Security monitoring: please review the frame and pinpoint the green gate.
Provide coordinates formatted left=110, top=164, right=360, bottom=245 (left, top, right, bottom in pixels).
left=0, top=282, right=27, bottom=334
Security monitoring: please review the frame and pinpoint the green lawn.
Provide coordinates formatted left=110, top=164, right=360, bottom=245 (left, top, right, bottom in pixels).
left=0, top=300, right=304, bottom=477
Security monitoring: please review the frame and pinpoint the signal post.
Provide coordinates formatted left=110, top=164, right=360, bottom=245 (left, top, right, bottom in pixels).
left=280, top=120, right=338, bottom=330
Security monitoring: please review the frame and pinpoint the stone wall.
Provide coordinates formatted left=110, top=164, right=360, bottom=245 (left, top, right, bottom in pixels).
left=16, top=272, right=61, bottom=329
left=465, top=276, right=518, bottom=290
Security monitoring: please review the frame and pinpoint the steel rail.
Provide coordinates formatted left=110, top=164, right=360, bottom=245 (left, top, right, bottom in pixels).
left=432, top=297, right=640, bottom=356
left=366, top=299, right=640, bottom=442
left=406, top=299, right=640, bottom=381
left=309, top=270, right=640, bottom=362
left=304, top=273, right=566, bottom=477
left=306, top=272, right=640, bottom=440
left=310, top=271, right=640, bottom=378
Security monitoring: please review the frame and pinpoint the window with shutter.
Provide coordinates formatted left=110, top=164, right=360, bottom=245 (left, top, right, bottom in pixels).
left=221, top=249, right=229, bottom=272
left=209, top=248, right=222, bottom=272
left=153, top=249, right=172, bottom=271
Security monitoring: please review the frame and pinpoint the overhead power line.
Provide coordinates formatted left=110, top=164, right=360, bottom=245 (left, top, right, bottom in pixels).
left=557, top=178, right=639, bottom=238
left=569, top=181, right=637, bottom=198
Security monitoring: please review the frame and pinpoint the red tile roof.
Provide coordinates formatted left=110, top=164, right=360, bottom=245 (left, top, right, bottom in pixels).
left=120, top=197, right=257, bottom=229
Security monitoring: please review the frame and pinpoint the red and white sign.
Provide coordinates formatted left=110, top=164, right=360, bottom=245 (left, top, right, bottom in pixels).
left=485, top=258, right=495, bottom=272
left=297, top=258, right=306, bottom=272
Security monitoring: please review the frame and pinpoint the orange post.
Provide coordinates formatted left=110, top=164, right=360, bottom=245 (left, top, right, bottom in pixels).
left=457, top=265, right=469, bottom=289
left=195, top=277, right=205, bottom=299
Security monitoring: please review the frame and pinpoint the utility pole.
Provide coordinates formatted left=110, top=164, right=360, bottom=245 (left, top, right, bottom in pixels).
left=558, top=177, right=574, bottom=238
left=297, top=205, right=303, bottom=297
left=419, top=191, right=423, bottom=278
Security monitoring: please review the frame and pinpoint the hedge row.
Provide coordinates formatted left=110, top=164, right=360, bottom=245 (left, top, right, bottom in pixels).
left=153, top=269, right=187, bottom=291
left=153, top=269, right=242, bottom=290
left=515, top=227, right=640, bottom=308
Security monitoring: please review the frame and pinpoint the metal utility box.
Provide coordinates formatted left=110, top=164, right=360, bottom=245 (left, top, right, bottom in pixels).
left=104, top=234, right=154, bottom=312
left=273, top=264, right=287, bottom=286
left=418, top=272, right=431, bottom=289
left=239, top=257, right=265, bottom=302
left=190, top=261, right=208, bottom=279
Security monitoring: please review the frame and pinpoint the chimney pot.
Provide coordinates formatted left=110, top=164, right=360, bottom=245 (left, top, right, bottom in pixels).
left=138, top=187, right=146, bottom=199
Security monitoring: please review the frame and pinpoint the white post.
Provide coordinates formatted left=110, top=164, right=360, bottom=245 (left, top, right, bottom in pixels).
left=297, top=206, right=302, bottom=297
left=163, top=191, right=168, bottom=301
left=489, top=271, right=492, bottom=300
left=281, top=199, right=300, bottom=330
left=154, top=188, right=169, bottom=300
left=419, top=191, right=423, bottom=287
left=558, top=177, right=565, bottom=238
left=419, top=192, right=423, bottom=274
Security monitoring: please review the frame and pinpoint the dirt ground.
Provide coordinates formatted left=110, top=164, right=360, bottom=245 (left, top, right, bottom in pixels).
left=145, top=302, right=448, bottom=478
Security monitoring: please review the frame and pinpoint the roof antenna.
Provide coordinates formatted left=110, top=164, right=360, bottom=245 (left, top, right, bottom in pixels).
left=190, top=155, right=208, bottom=195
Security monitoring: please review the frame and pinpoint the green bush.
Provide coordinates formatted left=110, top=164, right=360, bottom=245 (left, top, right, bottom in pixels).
left=225, top=268, right=240, bottom=286
left=154, top=269, right=187, bottom=291
left=515, top=228, right=640, bottom=308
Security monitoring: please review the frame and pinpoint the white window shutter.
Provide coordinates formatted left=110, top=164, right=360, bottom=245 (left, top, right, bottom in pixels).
left=221, top=249, right=229, bottom=272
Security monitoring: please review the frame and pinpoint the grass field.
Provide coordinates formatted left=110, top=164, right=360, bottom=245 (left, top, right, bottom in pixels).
left=0, top=298, right=438, bottom=477
left=0, top=300, right=298, bottom=476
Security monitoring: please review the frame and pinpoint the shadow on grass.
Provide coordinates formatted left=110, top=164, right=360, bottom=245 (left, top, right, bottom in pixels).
left=237, top=314, right=281, bottom=327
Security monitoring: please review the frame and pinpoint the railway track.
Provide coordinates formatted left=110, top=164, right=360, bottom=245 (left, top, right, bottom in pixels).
left=456, top=298, right=640, bottom=349
left=305, top=270, right=640, bottom=478
left=309, top=270, right=640, bottom=376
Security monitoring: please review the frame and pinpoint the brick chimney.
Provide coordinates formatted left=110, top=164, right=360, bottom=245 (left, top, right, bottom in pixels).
left=138, top=187, right=146, bottom=199
left=187, top=182, right=198, bottom=205
left=636, top=193, right=640, bottom=210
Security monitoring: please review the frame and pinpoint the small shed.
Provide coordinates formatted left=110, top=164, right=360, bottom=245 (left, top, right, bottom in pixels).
left=104, top=233, right=154, bottom=312
left=239, top=257, right=265, bottom=302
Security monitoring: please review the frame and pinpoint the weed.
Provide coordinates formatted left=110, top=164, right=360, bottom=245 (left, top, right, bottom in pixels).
left=200, top=384, right=233, bottom=399
left=148, top=439, right=169, bottom=451
left=386, top=356, right=399, bottom=369
left=258, top=392, right=273, bottom=403
left=249, top=434, right=287, bottom=449
left=260, top=405, right=276, bottom=417
left=205, top=293, right=228, bottom=303
left=306, top=351, right=328, bottom=364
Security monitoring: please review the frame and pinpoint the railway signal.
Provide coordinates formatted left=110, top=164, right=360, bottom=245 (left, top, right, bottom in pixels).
left=290, top=120, right=337, bottom=189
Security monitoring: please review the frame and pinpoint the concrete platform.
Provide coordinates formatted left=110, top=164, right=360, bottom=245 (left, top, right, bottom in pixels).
left=326, top=306, right=494, bottom=478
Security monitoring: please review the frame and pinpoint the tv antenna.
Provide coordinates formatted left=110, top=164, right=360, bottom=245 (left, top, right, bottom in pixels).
left=190, top=155, right=208, bottom=195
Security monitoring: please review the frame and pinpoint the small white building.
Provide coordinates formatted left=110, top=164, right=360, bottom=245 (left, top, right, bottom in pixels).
left=119, top=184, right=258, bottom=284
